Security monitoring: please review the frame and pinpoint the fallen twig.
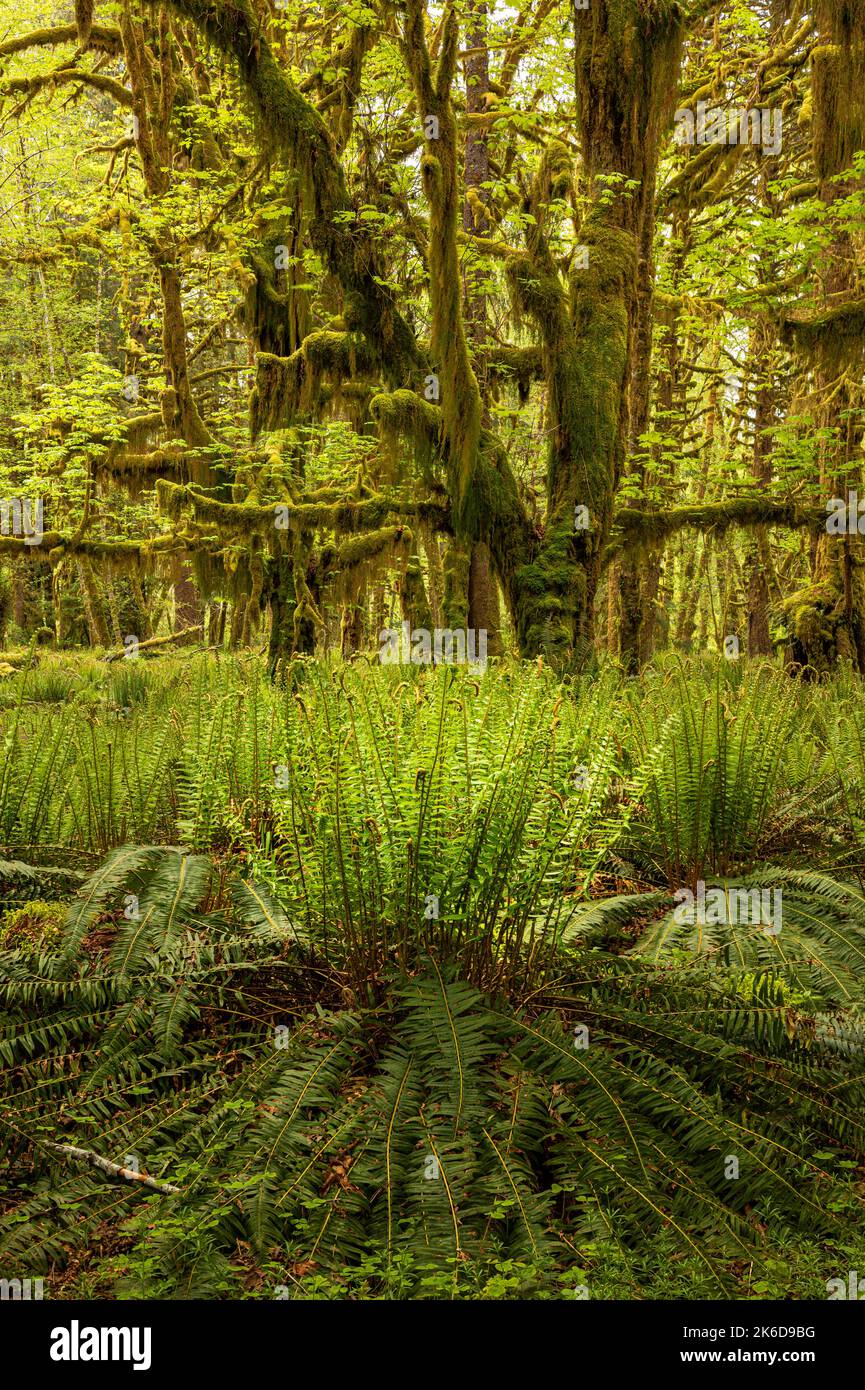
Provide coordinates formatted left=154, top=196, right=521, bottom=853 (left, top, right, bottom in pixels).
left=51, top=1143, right=183, bottom=1194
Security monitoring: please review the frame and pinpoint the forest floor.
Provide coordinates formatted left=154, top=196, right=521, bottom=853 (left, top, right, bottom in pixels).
left=1, top=649, right=864, bottom=1299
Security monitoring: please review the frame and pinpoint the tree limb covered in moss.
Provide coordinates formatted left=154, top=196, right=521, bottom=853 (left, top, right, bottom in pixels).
left=140, top=0, right=422, bottom=387
left=156, top=479, right=452, bottom=536
left=0, top=68, right=133, bottom=107
left=0, top=23, right=122, bottom=57
left=401, top=0, right=483, bottom=523
left=605, top=497, right=834, bottom=562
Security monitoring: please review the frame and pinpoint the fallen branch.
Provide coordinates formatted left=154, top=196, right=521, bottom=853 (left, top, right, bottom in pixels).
left=103, top=625, right=203, bottom=661
left=51, top=1144, right=182, bottom=1194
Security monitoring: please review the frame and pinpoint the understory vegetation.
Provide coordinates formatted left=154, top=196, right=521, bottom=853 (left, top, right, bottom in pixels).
left=1, top=651, right=864, bottom=1299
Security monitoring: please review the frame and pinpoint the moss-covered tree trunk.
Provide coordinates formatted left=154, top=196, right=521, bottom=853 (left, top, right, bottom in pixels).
left=575, top=0, right=683, bottom=670
left=746, top=317, right=776, bottom=657
left=462, top=0, right=503, bottom=655
left=783, top=0, right=865, bottom=671
left=267, top=548, right=317, bottom=677
left=77, top=557, right=110, bottom=648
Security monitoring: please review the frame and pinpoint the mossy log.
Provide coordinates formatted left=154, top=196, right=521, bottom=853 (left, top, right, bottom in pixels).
left=103, top=625, right=204, bottom=662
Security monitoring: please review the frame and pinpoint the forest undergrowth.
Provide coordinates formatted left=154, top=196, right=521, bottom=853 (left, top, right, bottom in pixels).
left=1, top=649, right=864, bottom=1299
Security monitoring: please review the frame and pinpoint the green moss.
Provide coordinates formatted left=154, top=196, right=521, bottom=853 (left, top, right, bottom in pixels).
left=780, top=298, right=865, bottom=370
left=605, top=498, right=827, bottom=561
left=811, top=1, right=865, bottom=181
left=251, top=333, right=376, bottom=438
left=0, top=899, right=65, bottom=951
left=485, top=346, right=542, bottom=404
left=163, top=0, right=420, bottom=387
left=370, top=389, right=441, bottom=481
left=399, top=547, right=433, bottom=630
left=337, top=526, right=410, bottom=569
left=442, top=540, right=469, bottom=629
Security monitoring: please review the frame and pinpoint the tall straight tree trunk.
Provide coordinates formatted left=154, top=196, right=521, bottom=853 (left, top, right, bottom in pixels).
left=605, top=7, right=683, bottom=671
left=171, top=555, right=203, bottom=643
left=782, top=0, right=865, bottom=671
left=747, top=317, right=775, bottom=656
left=463, top=0, right=502, bottom=654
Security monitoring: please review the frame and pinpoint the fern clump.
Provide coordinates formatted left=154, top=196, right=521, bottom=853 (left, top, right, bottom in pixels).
left=2, top=656, right=865, bottom=1298
left=2, top=841, right=864, bottom=1298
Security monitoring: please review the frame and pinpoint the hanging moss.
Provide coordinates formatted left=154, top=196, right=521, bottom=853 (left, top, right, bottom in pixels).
left=100, top=447, right=198, bottom=492
left=242, top=174, right=311, bottom=361
left=605, top=497, right=827, bottom=560
left=370, top=389, right=442, bottom=482
left=158, top=0, right=421, bottom=388
left=337, top=526, right=411, bottom=571
left=485, top=345, right=542, bottom=404
left=190, top=548, right=226, bottom=603
left=243, top=250, right=290, bottom=355
left=251, top=333, right=376, bottom=438
left=780, top=298, right=865, bottom=370
left=250, top=352, right=303, bottom=439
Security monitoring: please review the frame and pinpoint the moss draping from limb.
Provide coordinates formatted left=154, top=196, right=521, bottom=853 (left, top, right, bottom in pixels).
left=317, top=524, right=413, bottom=608
left=604, top=497, right=831, bottom=561
left=250, top=353, right=300, bottom=439
left=0, top=23, right=122, bottom=57
left=242, top=249, right=297, bottom=359
left=251, top=333, right=377, bottom=438
left=122, top=412, right=163, bottom=453
left=370, top=389, right=442, bottom=481
left=779, top=298, right=865, bottom=369
left=329, top=24, right=374, bottom=150
left=242, top=184, right=310, bottom=361
left=336, top=526, right=411, bottom=571
left=0, top=533, right=63, bottom=555
left=485, top=345, right=543, bottom=404
left=156, top=479, right=452, bottom=540
left=11, top=534, right=183, bottom=573
left=145, top=0, right=421, bottom=388
left=0, top=68, right=135, bottom=107
left=660, top=142, right=742, bottom=212
left=190, top=549, right=227, bottom=603
left=99, top=447, right=202, bottom=485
